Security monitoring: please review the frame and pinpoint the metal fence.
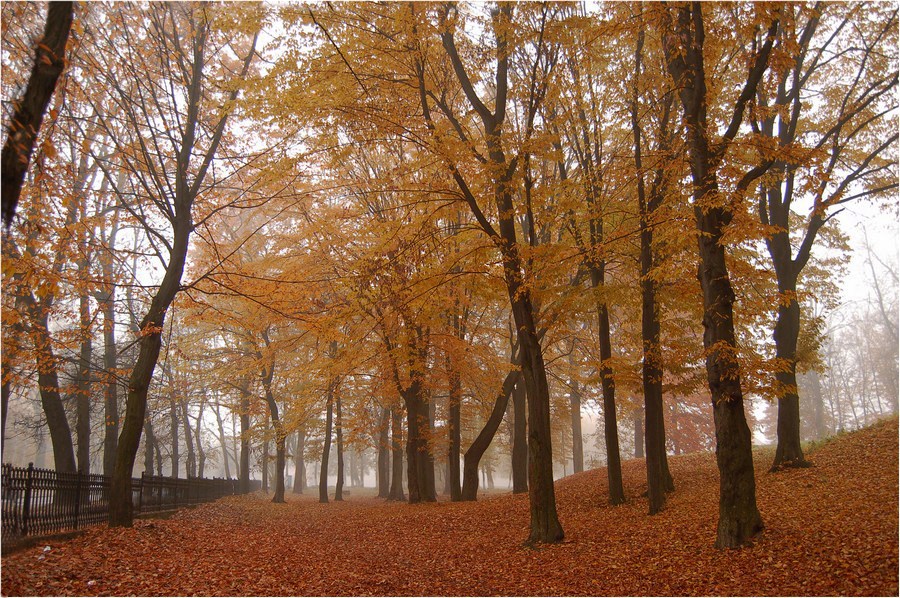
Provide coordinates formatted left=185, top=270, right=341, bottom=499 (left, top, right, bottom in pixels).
left=1, top=463, right=252, bottom=539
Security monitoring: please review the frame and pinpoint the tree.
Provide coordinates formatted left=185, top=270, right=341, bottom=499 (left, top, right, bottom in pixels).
left=750, top=2, right=898, bottom=470
left=661, top=2, right=779, bottom=548
left=80, top=3, right=261, bottom=526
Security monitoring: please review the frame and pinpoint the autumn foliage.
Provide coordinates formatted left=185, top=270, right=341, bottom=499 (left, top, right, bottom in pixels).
left=3, top=417, right=897, bottom=597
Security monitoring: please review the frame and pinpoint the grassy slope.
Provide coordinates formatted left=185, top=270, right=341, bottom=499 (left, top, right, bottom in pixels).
left=2, top=417, right=897, bottom=596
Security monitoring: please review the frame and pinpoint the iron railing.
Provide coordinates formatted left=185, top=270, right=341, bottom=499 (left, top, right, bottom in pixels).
left=1, top=463, right=253, bottom=538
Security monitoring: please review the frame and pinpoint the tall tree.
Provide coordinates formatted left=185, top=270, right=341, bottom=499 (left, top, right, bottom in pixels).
left=751, top=2, right=898, bottom=469
left=661, top=2, right=779, bottom=548
left=85, top=3, right=260, bottom=526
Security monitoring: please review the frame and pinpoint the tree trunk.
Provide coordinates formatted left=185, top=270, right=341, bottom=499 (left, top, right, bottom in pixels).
left=662, top=2, right=773, bottom=548
left=631, top=23, right=674, bottom=512
left=388, top=405, right=405, bottom=501
left=101, top=294, right=119, bottom=476
left=335, top=390, right=344, bottom=501
left=181, top=401, right=196, bottom=478
left=0, top=1, right=73, bottom=226
left=143, top=419, right=155, bottom=475
left=239, top=380, right=251, bottom=493
left=634, top=406, right=644, bottom=458
left=319, top=382, right=334, bottom=503
left=569, top=353, right=584, bottom=474
left=592, top=278, right=626, bottom=506
left=293, top=427, right=306, bottom=494
left=76, top=293, right=92, bottom=474
left=462, top=369, right=519, bottom=500
left=377, top=408, right=390, bottom=498
left=214, top=398, right=231, bottom=479
left=770, top=275, right=810, bottom=470
left=262, top=437, right=269, bottom=493
left=447, top=355, right=462, bottom=501
left=33, top=313, right=77, bottom=473
left=1, top=379, right=9, bottom=455
left=512, top=378, right=528, bottom=493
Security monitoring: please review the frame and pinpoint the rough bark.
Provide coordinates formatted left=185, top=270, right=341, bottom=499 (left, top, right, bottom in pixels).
left=143, top=419, right=155, bottom=476
left=1, top=1, right=73, bottom=226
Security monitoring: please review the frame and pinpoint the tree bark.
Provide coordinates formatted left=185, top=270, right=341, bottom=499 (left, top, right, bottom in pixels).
left=1, top=1, right=73, bottom=226
left=143, top=419, right=155, bottom=476
left=101, top=292, right=119, bottom=476
left=388, top=405, right=405, bottom=501
left=293, top=427, right=306, bottom=494
left=447, top=354, right=462, bottom=501
left=511, top=378, right=528, bottom=493
left=633, top=406, right=644, bottom=459
left=569, top=353, right=583, bottom=474
left=239, top=380, right=251, bottom=493
left=214, top=397, right=231, bottom=479
left=181, top=400, right=196, bottom=478
left=335, top=389, right=344, bottom=501
left=630, top=16, right=674, bottom=514
left=75, top=293, right=92, bottom=474
left=377, top=408, right=390, bottom=498
left=319, top=381, right=334, bottom=503
left=591, top=274, right=626, bottom=506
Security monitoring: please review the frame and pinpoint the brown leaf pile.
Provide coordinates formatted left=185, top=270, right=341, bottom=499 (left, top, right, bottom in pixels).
left=3, top=417, right=897, bottom=596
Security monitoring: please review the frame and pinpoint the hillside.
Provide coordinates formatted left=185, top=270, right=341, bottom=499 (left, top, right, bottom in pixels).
left=2, top=417, right=897, bottom=596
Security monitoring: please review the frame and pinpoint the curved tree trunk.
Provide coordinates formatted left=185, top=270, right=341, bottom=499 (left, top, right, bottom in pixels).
left=462, top=369, right=519, bottom=500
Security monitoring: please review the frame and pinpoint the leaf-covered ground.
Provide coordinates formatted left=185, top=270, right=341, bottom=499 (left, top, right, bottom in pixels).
left=3, top=417, right=897, bottom=596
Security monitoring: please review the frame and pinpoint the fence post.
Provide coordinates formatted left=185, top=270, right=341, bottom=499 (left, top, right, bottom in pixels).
left=22, top=463, right=34, bottom=536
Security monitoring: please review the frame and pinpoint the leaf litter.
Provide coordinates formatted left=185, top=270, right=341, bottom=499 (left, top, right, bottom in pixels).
left=2, top=417, right=896, bottom=596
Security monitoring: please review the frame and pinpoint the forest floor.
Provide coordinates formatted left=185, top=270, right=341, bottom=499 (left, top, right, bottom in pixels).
left=2, top=417, right=897, bottom=597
